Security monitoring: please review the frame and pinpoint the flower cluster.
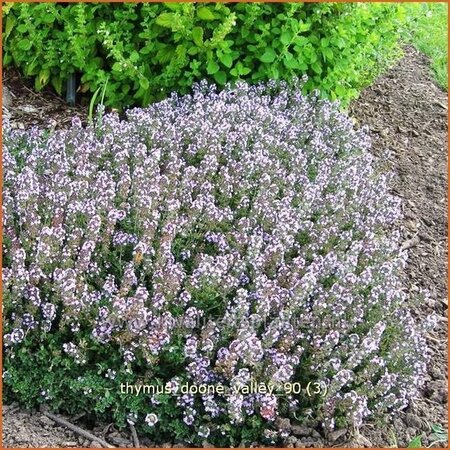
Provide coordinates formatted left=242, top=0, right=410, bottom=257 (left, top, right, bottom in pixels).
left=2, top=81, right=433, bottom=445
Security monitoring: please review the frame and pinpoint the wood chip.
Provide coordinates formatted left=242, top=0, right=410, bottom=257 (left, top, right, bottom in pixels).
left=401, top=236, right=420, bottom=251
left=129, top=423, right=140, bottom=448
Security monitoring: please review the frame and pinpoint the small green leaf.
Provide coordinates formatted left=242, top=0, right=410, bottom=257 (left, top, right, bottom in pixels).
left=260, top=48, right=277, bottom=63
left=38, top=68, right=50, bottom=86
left=192, top=27, right=203, bottom=47
left=41, top=13, right=55, bottom=24
left=206, top=60, right=220, bottom=75
left=298, top=21, right=312, bottom=32
left=213, top=70, right=227, bottom=85
left=334, top=85, right=346, bottom=97
left=311, top=62, right=322, bottom=74
left=430, top=424, right=448, bottom=442
left=51, top=76, right=63, bottom=95
left=336, top=37, right=346, bottom=49
left=34, top=77, right=44, bottom=91
left=239, top=66, right=251, bottom=76
left=308, top=50, right=318, bottom=64
left=18, top=39, right=32, bottom=51
left=270, top=66, right=280, bottom=79
left=219, top=53, right=233, bottom=68
left=187, top=46, right=199, bottom=55
left=283, top=56, right=300, bottom=70
left=24, top=60, right=38, bottom=76
left=407, top=436, right=422, bottom=448
left=155, top=12, right=176, bottom=28
left=322, top=47, right=333, bottom=61
left=4, top=15, right=16, bottom=42
left=16, top=24, right=28, bottom=33
left=139, top=78, right=150, bottom=90
left=280, top=31, right=292, bottom=46
left=88, top=85, right=102, bottom=123
left=163, top=3, right=182, bottom=12
left=197, top=7, right=215, bottom=21
left=129, top=51, right=139, bottom=63
left=431, top=424, right=445, bottom=434
left=294, top=36, right=309, bottom=47
left=140, top=45, right=153, bottom=55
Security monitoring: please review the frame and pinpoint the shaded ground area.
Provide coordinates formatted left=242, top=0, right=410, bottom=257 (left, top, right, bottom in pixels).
left=2, top=46, right=448, bottom=448
left=2, top=68, right=88, bottom=130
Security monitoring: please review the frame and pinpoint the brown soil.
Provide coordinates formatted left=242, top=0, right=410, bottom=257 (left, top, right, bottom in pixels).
left=349, top=45, right=448, bottom=448
left=2, top=68, right=88, bottom=130
left=2, top=46, right=448, bottom=448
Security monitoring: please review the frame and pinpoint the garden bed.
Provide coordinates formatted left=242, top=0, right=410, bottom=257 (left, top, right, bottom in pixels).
left=2, top=46, right=447, bottom=448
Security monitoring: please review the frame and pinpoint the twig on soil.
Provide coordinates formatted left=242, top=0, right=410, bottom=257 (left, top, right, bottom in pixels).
left=433, top=100, right=447, bottom=110
left=129, top=423, right=140, bottom=448
left=42, top=411, right=116, bottom=448
left=401, top=236, right=420, bottom=251
left=102, top=423, right=114, bottom=438
left=3, top=404, right=20, bottom=414
left=425, top=334, right=443, bottom=344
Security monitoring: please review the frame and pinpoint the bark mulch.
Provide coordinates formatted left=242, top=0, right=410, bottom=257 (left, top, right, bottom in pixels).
left=349, top=45, right=448, bottom=448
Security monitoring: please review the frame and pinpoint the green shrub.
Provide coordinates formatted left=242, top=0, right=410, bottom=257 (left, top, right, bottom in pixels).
left=2, top=2, right=406, bottom=109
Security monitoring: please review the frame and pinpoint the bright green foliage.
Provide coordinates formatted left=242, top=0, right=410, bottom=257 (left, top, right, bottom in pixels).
left=407, top=435, right=423, bottom=448
left=3, top=2, right=406, bottom=108
left=403, top=2, right=448, bottom=90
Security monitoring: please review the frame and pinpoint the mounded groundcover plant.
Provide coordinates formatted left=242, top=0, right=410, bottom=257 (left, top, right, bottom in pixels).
left=2, top=81, right=434, bottom=446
